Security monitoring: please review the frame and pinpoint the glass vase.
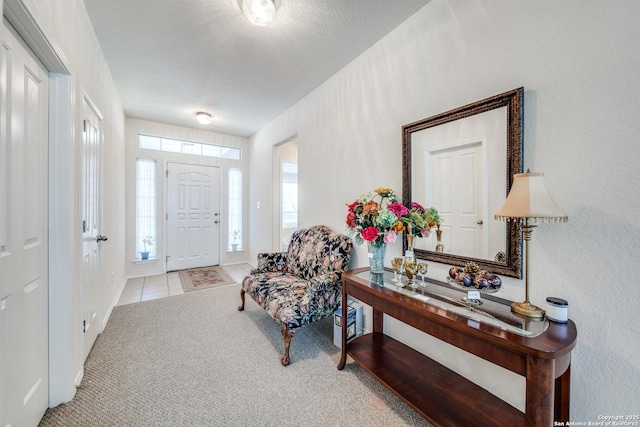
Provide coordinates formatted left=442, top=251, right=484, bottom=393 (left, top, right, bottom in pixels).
left=435, top=227, right=444, bottom=253
left=367, top=242, right=386, bottom=273
left=405, top=232, right=415, bottom=262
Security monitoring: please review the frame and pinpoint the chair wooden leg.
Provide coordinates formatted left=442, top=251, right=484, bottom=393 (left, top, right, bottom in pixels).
left=238, top=288, right=246, bottom=311
left=281, top=327, right=296, bottom=366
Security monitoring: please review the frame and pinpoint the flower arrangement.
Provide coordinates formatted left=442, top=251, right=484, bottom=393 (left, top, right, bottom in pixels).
left=140, top=235, right=154, bottom=260
left=345, top=187, right=439, bottom=246
left=345, top=187, right=403, bottom=246
left=142, top=235, right=154, bottom=253
left=231, top=230, right=240, bottom=251
left=400, top=202, right=441, bottom=239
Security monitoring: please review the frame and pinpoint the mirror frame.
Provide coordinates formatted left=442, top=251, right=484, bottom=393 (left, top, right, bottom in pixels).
left=402, top=87, right=524, bottom=278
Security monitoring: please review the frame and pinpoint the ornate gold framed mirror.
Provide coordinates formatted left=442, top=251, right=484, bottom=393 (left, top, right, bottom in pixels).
left=402, top=88, right=523, bottom=278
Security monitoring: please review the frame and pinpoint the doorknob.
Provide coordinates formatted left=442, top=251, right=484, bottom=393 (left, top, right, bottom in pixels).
left=97, top=235, right=108, bottom=242
left=477, top=220, right=483, bottom=225
left=214, top=220, right=219, bottom=224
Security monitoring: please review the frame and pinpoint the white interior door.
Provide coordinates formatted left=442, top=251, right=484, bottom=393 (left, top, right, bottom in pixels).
left=80, top=96, right=103, bottom=362
left=0, top=17, right=50, bottom=427
left=428, top=142, right=485, bottom=257
left=167, top=163, right=220, bottom=271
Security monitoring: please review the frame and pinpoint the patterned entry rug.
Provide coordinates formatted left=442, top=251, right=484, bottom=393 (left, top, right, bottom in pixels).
left=178, top=266, right=236, bottom=293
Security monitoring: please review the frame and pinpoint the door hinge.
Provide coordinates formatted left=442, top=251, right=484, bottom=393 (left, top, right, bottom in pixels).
left=83, top=119, right=87, bottom=133
left=166, top=170, right=169, bottom=177
left=83, top=320, right=86, bottom=333
left=166, top=213, right=168, bottom=220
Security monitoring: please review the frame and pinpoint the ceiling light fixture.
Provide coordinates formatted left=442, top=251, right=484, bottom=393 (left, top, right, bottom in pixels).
left=242, top=0, right=276, bottom=26
left=195, top=112, right=213, bottom=125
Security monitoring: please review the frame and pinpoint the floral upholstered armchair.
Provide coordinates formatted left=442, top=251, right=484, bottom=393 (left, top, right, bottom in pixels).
left=238, top=225, right=352, bottom=366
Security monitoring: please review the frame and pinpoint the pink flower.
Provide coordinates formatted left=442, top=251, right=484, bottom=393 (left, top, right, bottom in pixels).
left=383, top=230, right=397, bottom=245
left=412, top=202, right=425, bottom=212
left=388, top=202, right=409, bottom=218
left=361, top=227, right=379, bottom=242
left=420, top=228, right=431, bottom=238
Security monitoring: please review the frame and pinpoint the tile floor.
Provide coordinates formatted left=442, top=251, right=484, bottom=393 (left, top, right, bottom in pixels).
left=116, top=263, right=253, bottom=306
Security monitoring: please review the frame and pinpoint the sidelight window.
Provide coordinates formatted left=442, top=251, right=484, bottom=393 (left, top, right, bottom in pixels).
left=136, top=158, right=156, bottom=260
left=228, top=169, right=243, bottom=251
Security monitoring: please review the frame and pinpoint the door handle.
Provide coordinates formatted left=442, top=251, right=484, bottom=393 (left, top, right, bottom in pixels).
left=214, top=220, right=219, bottom=224
left=477, top=220, right=483, bottom=225
left=97, top=235, right=108, bottom=242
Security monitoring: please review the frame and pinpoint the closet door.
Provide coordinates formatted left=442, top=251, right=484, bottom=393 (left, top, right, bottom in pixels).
left=0, top=17, right=50, bottom=427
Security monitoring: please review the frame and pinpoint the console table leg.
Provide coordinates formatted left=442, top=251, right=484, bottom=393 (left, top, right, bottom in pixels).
left=554, top=363, right=571, bottom=423
left=373, top=307, right=383, bottom=333
left=526, top=356, right=554, bottom=427
left=337, top=282, right=348, bottom=370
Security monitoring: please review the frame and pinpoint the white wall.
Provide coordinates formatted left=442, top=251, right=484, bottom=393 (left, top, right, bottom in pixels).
left=249, top=0, right=640, bottom=419
left=125, top=118, right=250, bottom=278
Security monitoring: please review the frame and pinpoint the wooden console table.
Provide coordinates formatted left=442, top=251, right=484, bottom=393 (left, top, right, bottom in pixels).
left=337, top=267, right=577, bottom=427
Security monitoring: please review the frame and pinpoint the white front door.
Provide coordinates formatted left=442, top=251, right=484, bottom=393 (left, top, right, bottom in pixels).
left=0, top=17, right=50, bottom=427
left=167, top=163, right=220, bottom=271
left=428, top=142, right=485, bottom=257
left=80, top=96, right=103, bottom=362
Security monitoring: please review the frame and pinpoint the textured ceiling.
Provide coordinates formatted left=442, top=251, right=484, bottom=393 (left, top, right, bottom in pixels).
left=83, top=0, right=431, bottom=137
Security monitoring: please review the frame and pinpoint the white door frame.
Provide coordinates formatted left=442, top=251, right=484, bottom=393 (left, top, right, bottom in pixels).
left=48, top=75, right=76, bottom=406
left=3, top=0, right=77, bottom=407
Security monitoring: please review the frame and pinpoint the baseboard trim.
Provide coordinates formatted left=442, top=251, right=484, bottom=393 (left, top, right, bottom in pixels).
left=74, top=369, right=84, bottom=388
left=102, top=277, right=128, bottom=330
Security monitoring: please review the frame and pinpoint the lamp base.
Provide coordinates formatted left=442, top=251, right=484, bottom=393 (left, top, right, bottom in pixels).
left=511, top=301, right=545, bottom=319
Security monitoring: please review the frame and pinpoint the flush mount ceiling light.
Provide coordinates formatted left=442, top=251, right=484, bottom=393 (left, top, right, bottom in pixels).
left=242, top=0, right=276, bottom=26
left=195, top=111, right=213, bottom=125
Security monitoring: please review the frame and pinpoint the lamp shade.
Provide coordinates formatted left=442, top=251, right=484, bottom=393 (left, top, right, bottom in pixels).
left=494, top=170, right=568, bottom=222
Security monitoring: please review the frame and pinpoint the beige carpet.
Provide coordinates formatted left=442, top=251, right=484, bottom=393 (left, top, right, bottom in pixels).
left=178, top=265, right=236, bottom=293
left=39, top=284, right=432, bottom=426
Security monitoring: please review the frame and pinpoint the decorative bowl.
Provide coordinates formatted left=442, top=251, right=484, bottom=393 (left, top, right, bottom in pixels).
left=446, top=277, right=500, bottom=293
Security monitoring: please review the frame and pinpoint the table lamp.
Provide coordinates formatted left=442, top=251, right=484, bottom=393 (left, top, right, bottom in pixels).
left=494, top=170, right=568, bottom=318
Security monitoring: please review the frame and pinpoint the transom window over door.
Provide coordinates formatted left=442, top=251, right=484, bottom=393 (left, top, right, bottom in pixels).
left=138, top=134, right=240, bottom=160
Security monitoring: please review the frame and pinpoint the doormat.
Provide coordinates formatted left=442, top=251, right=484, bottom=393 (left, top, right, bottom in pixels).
left=178, top=266, right=236, bottom=293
